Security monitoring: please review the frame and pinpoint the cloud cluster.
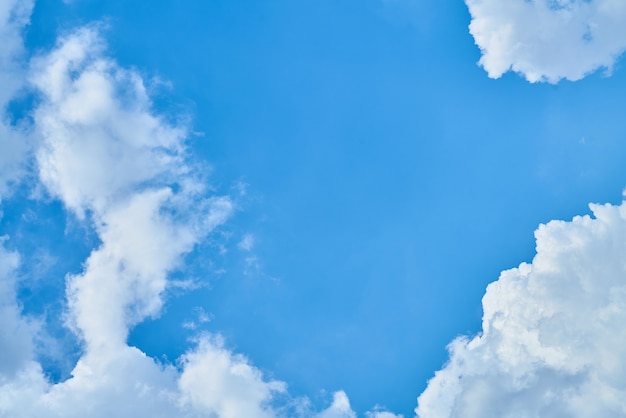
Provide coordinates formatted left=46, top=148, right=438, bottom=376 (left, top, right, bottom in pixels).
left=416, top=200, right=626, bottom=417
left=0, top=3, right=372, bottom=417
left=466, top=0, right=626, bottom=82
left=29, top=27, right=236, bottom=352
left=0, top=21, right=299, bottom=417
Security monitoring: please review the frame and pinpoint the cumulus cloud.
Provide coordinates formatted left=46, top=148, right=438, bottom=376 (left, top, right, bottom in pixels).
left=30, top=27, right=189, bottom=218
left=28, top=26, right=235, bottom=353
left=179, top=335, right=287, bottom=418
left=416, top=199, right=626, bottom=417
left=0, top=0, right=37, bottom=385
left=0, top=11, right=375, bottom=418
left=466, top=0, right=626, bottom=82
left=0, top=19, right=288, bottom=418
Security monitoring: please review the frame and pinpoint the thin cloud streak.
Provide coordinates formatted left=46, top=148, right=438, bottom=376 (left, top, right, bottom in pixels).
left=0, top=0, right=33, bottom=196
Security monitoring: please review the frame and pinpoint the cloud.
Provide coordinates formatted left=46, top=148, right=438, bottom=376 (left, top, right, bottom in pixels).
left=0, top=20, right=288, bottom=418
left=0, top=12, right=385, bottom=417
left=238, top=233, right=255, bottom=251
left=27, top=26, right=233, bottom=352
left=179, top=335, right=287, bottom=418
left=466, top=0, right=626, bottom=82
left=0, top=0, right=34, bottom=196
left=315, top=391, right=357, bottom=418
left=416, top=199, right=626, bottom=417
left=30, top=26, right=189, bottom=218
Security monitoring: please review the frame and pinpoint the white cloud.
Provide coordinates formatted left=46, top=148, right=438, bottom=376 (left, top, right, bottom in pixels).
left=365, top=410, right=404, bottom=418
left=0, top=17, right=389, bottom=418
left=316, top=391, right=357, bottom=418
left=1, top=21, right=289, bottom=418
left=0, top=0, right=38, bottom=396
left=30, top=27, right=188, bottom=218
left=466, top=0, right=626, bottom=82
left=416, top=200, right=626, bottom=417
left=0, top=4, right=412, bottom=417
left=28, top=27, right=234, bottom=353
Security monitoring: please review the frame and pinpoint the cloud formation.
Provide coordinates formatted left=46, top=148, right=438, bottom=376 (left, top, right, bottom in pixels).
left=0, top=0, right=37, bottom=390
left=0, top=4, right=371, bottom=417
left=466, top=0, right=626, bottom=82
left=416, top=199, right=626, bottom=417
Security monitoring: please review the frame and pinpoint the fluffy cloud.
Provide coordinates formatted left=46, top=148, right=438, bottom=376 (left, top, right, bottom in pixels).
left=29, top=26, right=235, bottom=353
left=315, top=391, right=357, bottom=418
left=416, top=199, right=626, bottom=417
left=466, top=0, right=626, bottom=82
left=0, top=11, right=370, bottom=417
left=0, top=19, right=287, bottom=418
left=30, top=27, right=189, bottom=217
left=366, top=410, right=404, bottom=418
left=179, top=335, right=287, bottom=418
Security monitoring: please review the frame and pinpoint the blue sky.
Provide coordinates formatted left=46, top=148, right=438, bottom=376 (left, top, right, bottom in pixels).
left=3, top=0, right=626, bottom=417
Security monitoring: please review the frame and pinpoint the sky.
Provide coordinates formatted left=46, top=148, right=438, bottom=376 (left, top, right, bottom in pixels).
left=2, top=0, right=626, bottom=417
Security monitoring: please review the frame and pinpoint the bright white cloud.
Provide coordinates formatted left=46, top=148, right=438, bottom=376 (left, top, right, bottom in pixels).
left=30, top=27, right=188, bottom=218
left=0, top=13, right=382, bottom=418
left=315, top=391, right=357, bottom=418
left=1, top=20, right=290, bottom=418
left=179, top=335, right=287, bottom=418
left=416, top=199, right=626, bottom=417
left=365, top=410, right=404, bottom=418
left=466, top=0, right=626, bottom=83
left=29, top=27, right=234, bottom=353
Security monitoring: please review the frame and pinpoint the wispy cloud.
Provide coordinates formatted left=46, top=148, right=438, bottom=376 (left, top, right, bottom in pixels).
left=0, top=0, right=34, bottom=196
left=466, top=0, right=626, bottom=83
left=238, top=233, right=255, bottom=252
left=416, top=198, right=626, bottom=417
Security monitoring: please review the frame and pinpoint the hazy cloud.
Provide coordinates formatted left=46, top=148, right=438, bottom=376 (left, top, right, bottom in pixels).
left=0, top=0, right=33, bottom=196
left=0, top=239, right=36, bottom=379
left=315, top=391, right=357, bottom=418
left=0, top=21, right=290, bottom=418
